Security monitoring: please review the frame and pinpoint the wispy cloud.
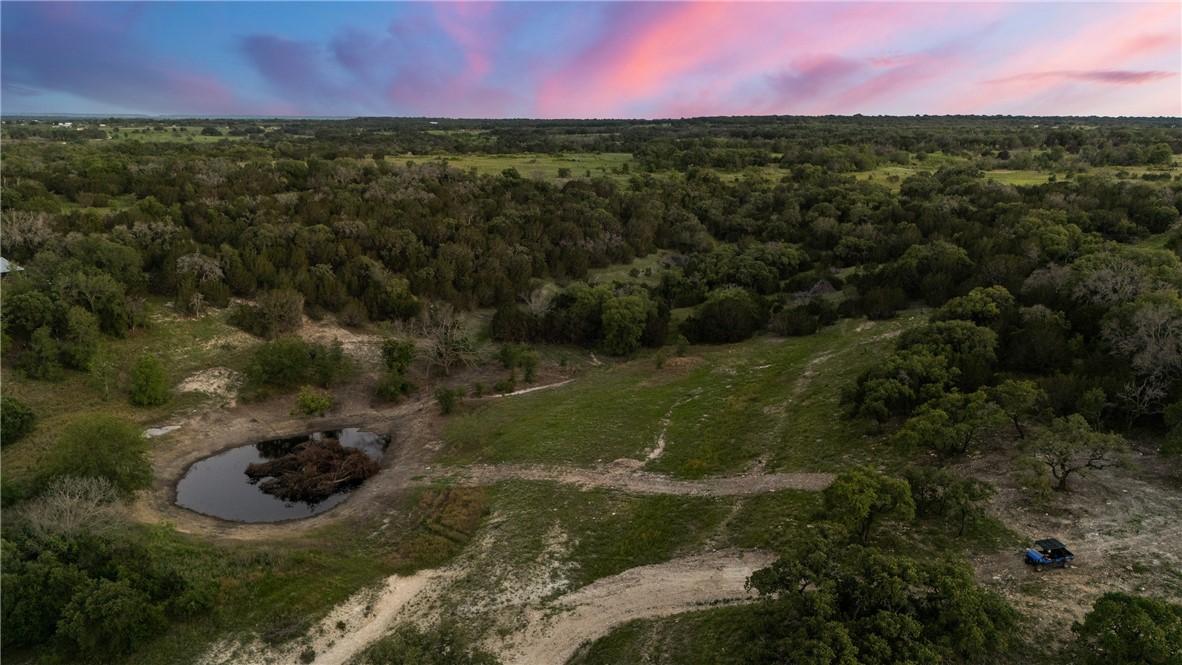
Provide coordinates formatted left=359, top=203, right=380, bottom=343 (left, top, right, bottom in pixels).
left=989, top=70, right=1176, bottom=86
left=2, top=1, right=1178, bottom=118
left=1, top=2, right=246, bottom=115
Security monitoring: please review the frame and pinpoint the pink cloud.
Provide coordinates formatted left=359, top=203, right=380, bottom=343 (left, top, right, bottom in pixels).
left=539, top=2, right=1006, bottom=118
left=947, top=3, right=1181, bottom=114
left=434, top=2, right=499, bottom=81
left=989, top=70, right=1176, bottom=86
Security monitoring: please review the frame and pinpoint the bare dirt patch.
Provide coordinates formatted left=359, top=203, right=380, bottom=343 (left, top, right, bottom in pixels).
left=965, top=444, right=1182, bottom=647
left=445, top=463, right=834, bottom=496
left=177, top=367, right=242, bottom=407
left=493, top=549, right=776, bottom=665
left=200, top=568, right=451, bottom=665
left=297, top=316, right=383, bottom=366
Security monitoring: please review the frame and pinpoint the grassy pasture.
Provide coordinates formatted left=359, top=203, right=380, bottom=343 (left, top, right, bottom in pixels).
left=104, top=124, right=250, bottom=143
left=586, top=252, right=667, bottom=287
left=444, top=312, right=922, bottom=477
left=568, top=605, right=759, bottom=665
left=403, top=152, right=634, bottom=182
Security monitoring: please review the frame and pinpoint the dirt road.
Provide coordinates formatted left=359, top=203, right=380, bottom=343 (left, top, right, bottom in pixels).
left=495, top=549, right=775, bottom=665
left=450, top=463, right=834, bottom=496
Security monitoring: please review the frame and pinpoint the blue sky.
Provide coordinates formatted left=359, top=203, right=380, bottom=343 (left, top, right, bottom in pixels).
left=2, top=2, right=1179, bottom=118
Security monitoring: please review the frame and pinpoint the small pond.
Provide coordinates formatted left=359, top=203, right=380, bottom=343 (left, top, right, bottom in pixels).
left=175, top=428, right=389, bottom=523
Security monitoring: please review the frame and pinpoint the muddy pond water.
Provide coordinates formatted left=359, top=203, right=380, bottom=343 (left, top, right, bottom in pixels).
left=175, top=428, right=388, bottom=522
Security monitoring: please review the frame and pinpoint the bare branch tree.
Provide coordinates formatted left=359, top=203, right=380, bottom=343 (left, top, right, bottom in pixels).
left=417, top=303, right=476, bottom=377
left=22, top=476, right=122, bottom=541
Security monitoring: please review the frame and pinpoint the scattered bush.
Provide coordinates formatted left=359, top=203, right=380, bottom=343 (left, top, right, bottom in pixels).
left=435, top=387, right=464, bottom=415
left=375, top=372, right=414, bottom=402
left=292, top=385, right=335, bottom=417
left=128, top=353, right=170, bottom=407
left=493, top=372, right=517, bottom=395
left=1, top=396, right=37, bottom=446
left=364, top=621, right=500, bottom=665
left=381, top=338, right=417, bottom=374
left=39, top=414, right=151, bottom=497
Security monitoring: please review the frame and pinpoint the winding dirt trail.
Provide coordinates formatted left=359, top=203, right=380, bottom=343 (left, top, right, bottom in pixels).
left=154, top=371, right=822, bottom=665
left=495, top=549, right=776, bottom=665
left=200, top=549, right=776, bottom=665
left=449, top=463, right=834, bottom=496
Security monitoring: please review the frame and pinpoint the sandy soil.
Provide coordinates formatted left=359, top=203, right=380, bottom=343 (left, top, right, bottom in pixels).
left=200, top=568, right=453, bottom=665
left=964, top=442, right=1182, bottom=646
left=494, top=549, right=776, bottom=665
left=177, top=367, right=243, bottom=407
left=200, top=549, right=775, bottom=665
left=447, top=463, right=834, bottom=496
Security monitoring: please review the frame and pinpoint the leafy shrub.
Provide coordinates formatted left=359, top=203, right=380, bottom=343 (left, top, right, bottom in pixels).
left=364, top=621, right=500, bottom=665
left=292, top=386, right=334, bottom=417
left=1070, top=592, right=1182, bottom=664
left=128, top=353, right=170, bottom=407
left=375, top=372, right=415, bottom=402
left=228, top=288, right=305, bottom=339
left=381, top=338, right=417, bottom=374
left=21, top=326, right=64, bottom=381
left=682, top=287, right=763, bottom=344
left=496, top=343, right=531, bottom=370
left=39, top=414, right=151, bottom=497
left=245, top=337, right=347, bottom=393
left=770, top=306, right=819, bottom=336
left=493, top=372, right=517, bottom=395
left=747, top=536, right=1019, bottom=665
left=1, top=396, right=37, bottom=446
left=246, top=337, right=312, bottom=388
left=1, top=524, right=212, bottom=660
left=435, top=387, right=464, bottom=415
left=309, top=339, right=347, bottom=387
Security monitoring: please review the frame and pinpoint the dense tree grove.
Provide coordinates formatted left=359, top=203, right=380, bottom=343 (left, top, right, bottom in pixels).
left=1, top=115, right=1179, bottom=662
left=747, top=529, right=1020, bottom=664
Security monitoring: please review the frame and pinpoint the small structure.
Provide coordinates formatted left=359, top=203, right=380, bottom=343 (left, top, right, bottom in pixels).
left=0, top=257, right=24, bottom=277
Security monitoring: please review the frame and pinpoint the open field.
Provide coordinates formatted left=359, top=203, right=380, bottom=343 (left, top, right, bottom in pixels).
left=444, top=313, right=920, bottom=477
left=402, top=152, right=635, bottom=181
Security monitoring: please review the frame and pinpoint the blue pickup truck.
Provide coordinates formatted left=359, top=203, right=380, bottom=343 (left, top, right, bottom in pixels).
left=1024, top=538, right=1074, bottom=572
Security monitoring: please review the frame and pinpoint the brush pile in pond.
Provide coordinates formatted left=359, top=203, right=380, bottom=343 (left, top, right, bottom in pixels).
left=245, top=439, right=380, bottom=503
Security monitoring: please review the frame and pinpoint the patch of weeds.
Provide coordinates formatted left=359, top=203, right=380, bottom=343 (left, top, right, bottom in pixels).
left=1124, top=515, right=1146, bottom=534
left=476, top=481, right=730, bottom=590
left=1019, top=580, right=1047, bottom=596
left=386, top=486, right=488, bottom=572
left=720, top=491, right=819, bottom=550
left=260, top=613, right=311, bottom=646
left=569, top=604, right=759, bottom=665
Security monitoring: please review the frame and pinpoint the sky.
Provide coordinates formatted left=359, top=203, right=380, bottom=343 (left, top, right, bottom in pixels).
left=2, top=1, right=1179, bottom=119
